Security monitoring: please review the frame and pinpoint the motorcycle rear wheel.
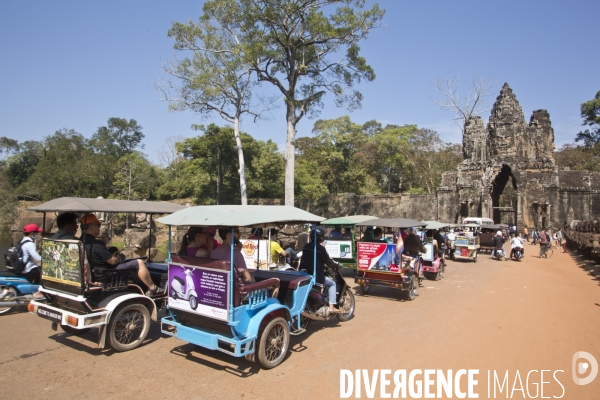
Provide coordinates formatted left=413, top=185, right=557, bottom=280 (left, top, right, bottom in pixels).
left=337, top=288, right=355, bottom=322
left=406, top=275, right=417, bottom=301
left=0, top=286, right=17, bottom=315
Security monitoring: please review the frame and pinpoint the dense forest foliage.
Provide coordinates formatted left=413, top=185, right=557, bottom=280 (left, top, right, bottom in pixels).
left=0, top=116, right=462, bottom=229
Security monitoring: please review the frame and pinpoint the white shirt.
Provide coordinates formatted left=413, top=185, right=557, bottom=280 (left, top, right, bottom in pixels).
left=447, top=232, right=456, bottom=241
left=510, top=237, right=524, bottom=249
left=20, top=237, right=41, bottom=273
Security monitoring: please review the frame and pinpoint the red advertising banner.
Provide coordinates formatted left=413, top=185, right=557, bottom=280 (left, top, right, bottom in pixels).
left=357, top=242, right=399, bottom=272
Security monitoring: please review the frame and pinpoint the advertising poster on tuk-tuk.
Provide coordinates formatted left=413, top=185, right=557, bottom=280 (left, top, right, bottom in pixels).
left=168, top=263, right=229, bottom=321
left=41, top=239, right=82, bottom=287
left=357, top=242, right=400, bottom=272
left=323, top=239, right=353, bottom=259
left=239, top=239, right=269, bottom=269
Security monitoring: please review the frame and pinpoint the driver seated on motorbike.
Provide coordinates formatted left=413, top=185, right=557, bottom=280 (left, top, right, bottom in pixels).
left=298, top=226, right=340, bottom=314
left=402, top=228, right=426, bottom=270
left=80, top=214, right=164, bottom=297
left=510, top=235, right=525, bottom=258
left=491, top=231, right=505, bottom=258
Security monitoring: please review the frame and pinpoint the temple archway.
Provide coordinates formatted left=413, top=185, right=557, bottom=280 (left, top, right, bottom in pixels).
left=491, top=164, right=518, bottom=224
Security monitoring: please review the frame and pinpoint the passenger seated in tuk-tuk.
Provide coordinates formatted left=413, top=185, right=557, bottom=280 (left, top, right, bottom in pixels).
left=267, top=228, right=298, bottom=264
left=341, top=228, right=352, bottom=238
left=50, top=212, right=79, bottom=240
left=80, top=214, right=164, bottom=296
left=178, top=226, right=211, bottom=258
left=211, top=227, right=279, bottom=298
left=361, top=227, right=374, bottom=241
left=371, top=228, right=388, bottom=243
left=329, top=226, right=342, bottom=237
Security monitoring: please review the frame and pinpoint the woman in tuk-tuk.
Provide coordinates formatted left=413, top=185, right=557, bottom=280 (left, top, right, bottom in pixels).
left=178, top=226, right=213, bottom=258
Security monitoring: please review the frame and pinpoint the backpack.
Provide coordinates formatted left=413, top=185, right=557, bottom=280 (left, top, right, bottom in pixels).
left=4, top=238, right=32, bottom=274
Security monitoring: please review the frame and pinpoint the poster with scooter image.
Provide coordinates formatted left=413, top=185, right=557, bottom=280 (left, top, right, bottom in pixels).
left=168, top=263, right=229, bottom=321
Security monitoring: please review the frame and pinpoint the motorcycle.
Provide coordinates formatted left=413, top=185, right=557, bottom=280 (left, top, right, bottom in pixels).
left=170, top=268, right=198, bottom=310
left=0, top=270, right=41, bottom=315
left=494, top=247, right=508, bottom=261
left=446, top=239, right=456, bottom=260
left=299, top=263, right=355, bottom=329
left=511, top=247, right=523, bottom=261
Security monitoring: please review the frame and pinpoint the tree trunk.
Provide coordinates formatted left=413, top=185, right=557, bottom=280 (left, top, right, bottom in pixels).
left=216, top=155, right=222, bottom=205
left=284, top=104, right=297, bottom=206
left=233, top=117, right=248, bottom=205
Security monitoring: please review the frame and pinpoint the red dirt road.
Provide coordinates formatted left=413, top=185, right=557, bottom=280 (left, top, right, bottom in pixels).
left=1, top=243, right=599, bottom=399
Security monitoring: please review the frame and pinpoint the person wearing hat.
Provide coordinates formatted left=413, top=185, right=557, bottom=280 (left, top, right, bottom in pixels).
left=80, top=214, right=164, bottom=296
left=19, top=224, right=43, bottom=284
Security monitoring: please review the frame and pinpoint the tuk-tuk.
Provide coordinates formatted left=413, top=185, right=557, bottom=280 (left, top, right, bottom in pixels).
left=320, top=215, right=377, bottom=271
left=27, top=197, right=184, bottom=351
left=157, top=205, right=355, bottom=369
left=421, top=221, right=451, bottom=280
left=452, top=224, right=481, bottom=262
left=479, top=224, right=505, bottom=253
left=353, top=218, right=427, bottom=300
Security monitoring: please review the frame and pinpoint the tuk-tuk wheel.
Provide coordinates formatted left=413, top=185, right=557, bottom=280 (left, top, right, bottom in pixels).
left=359, top=283, right=371, bottom=295
left=406, top=275, right=418, bottom=301
left=107, top=303, right=151, bottom=352
left=61, top=324, right=91, bottom=335
left=257, top=317, right=290, bottom=369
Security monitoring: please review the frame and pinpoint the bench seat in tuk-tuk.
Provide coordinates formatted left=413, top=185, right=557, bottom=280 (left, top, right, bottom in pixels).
left=251, top=270, right=311, bottom=307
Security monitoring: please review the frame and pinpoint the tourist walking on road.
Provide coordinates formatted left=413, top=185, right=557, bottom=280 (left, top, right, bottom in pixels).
left=523, top=226, right=529, bottom=242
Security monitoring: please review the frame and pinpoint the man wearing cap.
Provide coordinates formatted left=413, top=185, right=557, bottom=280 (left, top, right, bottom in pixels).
left=20, top=224, right=43, bottom=284
left=80, top=214, right=164, bottom=296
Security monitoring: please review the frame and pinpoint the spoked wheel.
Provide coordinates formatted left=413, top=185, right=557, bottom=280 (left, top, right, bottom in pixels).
left=296, top=303, right=312, bottom=331
left=0, top=286, right=18, bottom=315
left=406, top=275, right=417, bottom=301
left=546, top=248, right=554, bottom=258
left=359, top=283, right=371, bottom=295
left=61, top=325, right=91, bottom=335
left=107, top=303, right=151, bottom=352
left=337, top=287, right=355, bottom=322
left=257, top=317, right=290, bottom=369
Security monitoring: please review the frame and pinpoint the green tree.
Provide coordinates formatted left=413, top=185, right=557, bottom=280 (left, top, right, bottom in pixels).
left=111, top=152, right=160, bottom=201
left=89, top=117, right=145, bottom=159
left=574, top=90, right=600, bottom=148
left=163, top=2, right=273, bottom=205
left=295, top=158, right=329, bottom=200
left=19, top=129, right=103, bottom=200
left=0, top=137, right=20, bottom=165
left=226, top=0, right=384, bottom=205
left=6, top=140, right=43, bottom=189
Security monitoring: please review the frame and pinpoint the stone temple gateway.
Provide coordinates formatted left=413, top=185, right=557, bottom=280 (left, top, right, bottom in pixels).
left=437, top=83, right=600, bottom=230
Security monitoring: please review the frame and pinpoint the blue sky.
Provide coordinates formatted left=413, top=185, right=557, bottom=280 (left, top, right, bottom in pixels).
left=2, top=0, right=599, bottom=163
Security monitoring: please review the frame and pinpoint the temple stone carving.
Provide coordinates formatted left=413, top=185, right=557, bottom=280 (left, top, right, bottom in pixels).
left=437, top=83, right=600, bottom=230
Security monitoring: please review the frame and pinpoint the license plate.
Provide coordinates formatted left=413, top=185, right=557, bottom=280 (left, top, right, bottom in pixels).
left=37, top=307, right=62, bottom=322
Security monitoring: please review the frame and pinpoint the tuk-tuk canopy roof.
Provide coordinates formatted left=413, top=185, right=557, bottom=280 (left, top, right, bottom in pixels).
left=156, top=205, right=324, bottom=227
left=422, top=221, right=451, bottom=230
left=321, top=215, right=378, bottom=226
left=27, top=197, right=185, bottom=214
left=355, top=218, right=426, bottom=229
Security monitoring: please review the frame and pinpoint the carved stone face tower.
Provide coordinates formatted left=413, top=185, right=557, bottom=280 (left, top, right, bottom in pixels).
left=436, top=83, right=594, bottom=229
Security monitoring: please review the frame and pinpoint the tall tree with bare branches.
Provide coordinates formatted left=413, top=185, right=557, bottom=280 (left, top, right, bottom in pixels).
left=431, top=75, right=498, bottom=129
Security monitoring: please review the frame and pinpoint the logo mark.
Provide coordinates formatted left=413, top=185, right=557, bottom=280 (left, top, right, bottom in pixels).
left=242, top=241, right=257, bottom=256
left=572, top=351, right=598, bottom=385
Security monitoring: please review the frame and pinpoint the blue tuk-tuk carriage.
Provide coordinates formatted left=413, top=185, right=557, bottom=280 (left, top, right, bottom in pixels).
left=157, top=205, right=351, bottom=369
left=320, top=215, right=378, bottom=271
left=26, top=197, right=184, bottom=352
